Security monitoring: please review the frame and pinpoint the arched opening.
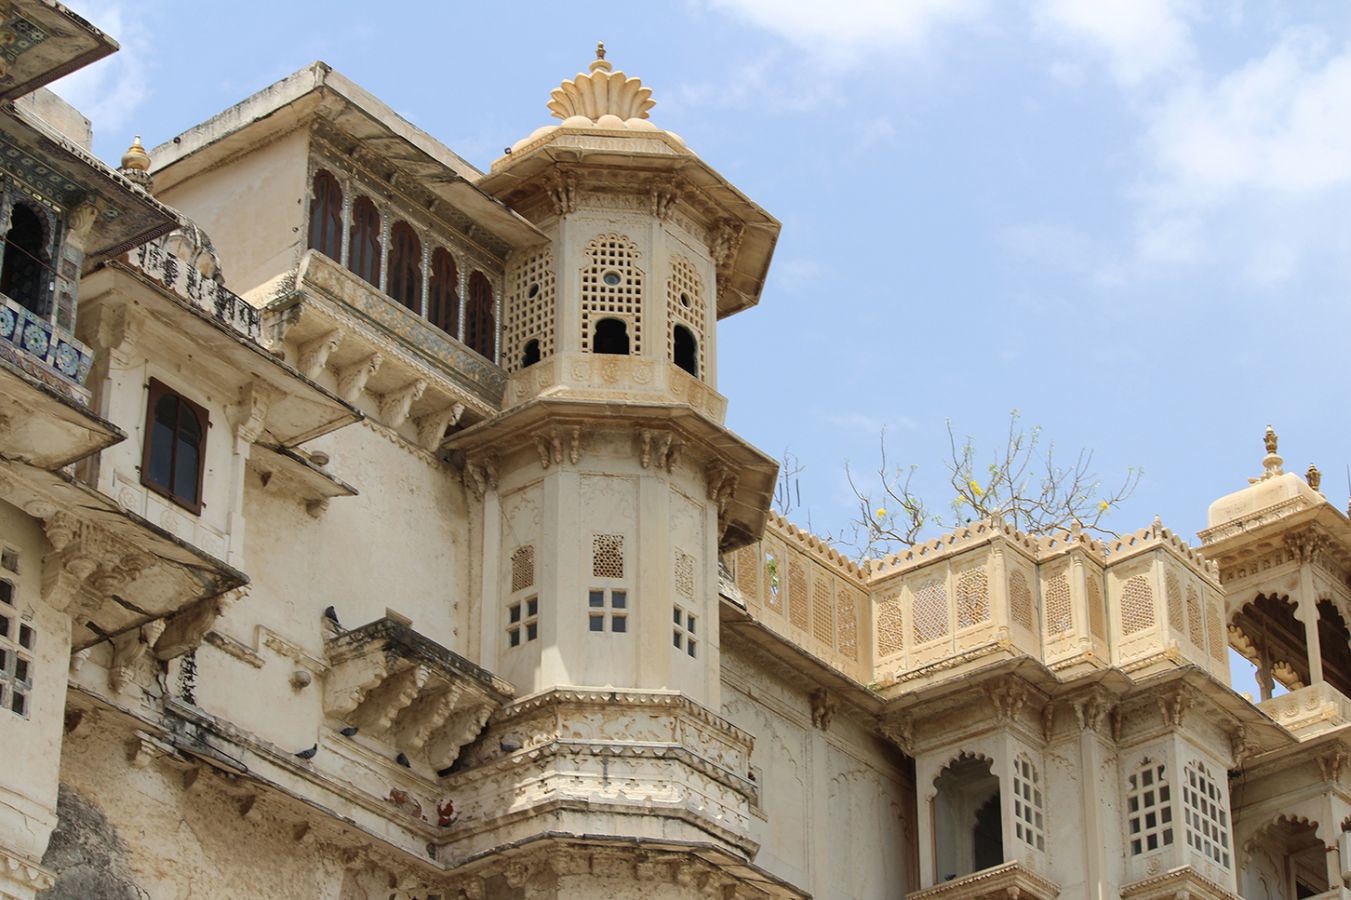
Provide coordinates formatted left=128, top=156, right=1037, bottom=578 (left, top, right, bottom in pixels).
left=347, top=196, right=381, bottom=288
left=307, top=170, right=343, bottom=261
left=520, top=338, right=541, bottom=369
left=593, top=317, right=630, bottom=355
left=1240, top=816, right=1327, bottom=899
left=387, top=221, right=421, bottom=312
left=934, top=754, right=1002, bottom=883
left=1, top=202, right=49, bottom=315
left=1231, top=594, right=1308, bottom=701
left=673, top=324, right=698, bottom=377
left=427, top=247, right=459, bottom=338
left=1317, top=600, right=1351, bottom=698
left=464, top=270, right=495, bottom=360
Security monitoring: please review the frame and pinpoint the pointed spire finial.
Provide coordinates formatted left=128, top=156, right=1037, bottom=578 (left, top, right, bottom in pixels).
left=119, top=134, right=153, bottom=190
left=589, top=40, right=613, bottom=74
left=1306, top=464, right=1322, bottom=492
left=596, top=41, right=606, bottom=60
left=1258, top=423, right=1284, bottom=482
left=1264, top=424, right=1278, bottom=455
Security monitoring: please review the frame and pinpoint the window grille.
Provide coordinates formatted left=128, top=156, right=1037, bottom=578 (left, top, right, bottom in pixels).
left=0, top=580, right=33, bottom=717
left=1013, top=756, right=1046, bottom=851
left=1183, top=762, right=1230, bottom=868
left=672, top=605, right=698, bottom=657
left=913, top=579, right=949, bottom=643
left=504, top=248, right=554, bottom=372
left=674, top=549, right=695, bottom=599
left=510, top=545, right=535, bottom=593
left=812, top=577, right=834, bottom=646
left=507, top=596, right=539, bottom=647
left=666, top=255, right=705, bottom=377
left=592, top=534, right=624, bottom=579
left=1126, top=759, right=1173, bottom=855
left=787, top=560, right=809, bottom=631
left=588, top=589, right=628, bottom=633
left=1009, top=570, right=1034, bottom=630
left=956, top=566, right=990, bottom=629
left=1045, top=572, right=1072, bottom=635
left=1122, top=575, right=1156, bottom=635
left=580, top=234, right=643, bottom=355
left=876, top=593, right=904, bottom=657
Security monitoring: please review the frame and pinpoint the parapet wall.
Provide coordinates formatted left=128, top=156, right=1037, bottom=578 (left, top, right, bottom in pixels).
left=723, top=516, right=1228, bottom=694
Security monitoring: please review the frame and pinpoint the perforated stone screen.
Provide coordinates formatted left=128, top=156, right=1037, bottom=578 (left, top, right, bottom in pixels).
left=1186, top=585, right=1204, bottom=649
left=812, top=577, right=834, bottom=647
left=592, top=534, right=624, bottom=579
left=581, top=234, right=643, bottom=354
left=1009, top=570, right=1034, bottom=631
left=956, top=567, right=990, bottom=629
left=504, top=247, right=555, bottom=371
left=666, top=255, right=705, bottom=376
left=788, top=560, right=809, bottom=631
left=1045, top=573, right=1072, bottom=635
left=511, top=545, right=535, bottom=593
left=1122, top=575, right=1156, bottom=635
left=877, top=594, right=904, bottom=658
left=1166, top=572, right=1184, bottom=632
left=1088, top=577, right=1106, bottom=640
left=837, top=589, right=859, bottom=661
left=674, top=548, right=695, bottom=599
left=1207, top=595, right=1227, bottom=661
left=912, top=579, right=949, bottom=644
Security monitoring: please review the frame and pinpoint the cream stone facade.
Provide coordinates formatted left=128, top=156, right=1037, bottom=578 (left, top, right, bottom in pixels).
left=1, top=6, right=1350, bottom=899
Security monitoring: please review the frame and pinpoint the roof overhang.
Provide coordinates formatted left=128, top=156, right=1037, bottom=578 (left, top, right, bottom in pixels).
left=148, top=63, right=546, bottom=255
left=478, top=128, right=780, bottom=319
left=0, top=1, right=117, bottom=101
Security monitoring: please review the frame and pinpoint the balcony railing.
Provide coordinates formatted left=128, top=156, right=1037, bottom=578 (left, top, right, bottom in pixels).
left=0, top=292, right=93, bottom=396
left=131, top=241, right=261, bottom=341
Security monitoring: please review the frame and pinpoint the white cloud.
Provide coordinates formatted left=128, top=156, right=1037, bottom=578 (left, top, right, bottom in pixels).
left=47, top=1, right=151, bottom=138
left=1032, top=0, right=1199, bottom=87
left=704, top=0, right=986, bottom=66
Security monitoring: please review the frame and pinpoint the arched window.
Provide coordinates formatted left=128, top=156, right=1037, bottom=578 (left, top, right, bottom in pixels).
left=520, top=338, right=541, bottom=368
left=672, top=324, right=698, bottom=376
left=1, top=202, right=49, bottom=315
left=465, top=270, right=495, bottom=360
left=141, top=379, right=208, bottom=514
left=428, top=248, right=459, bottom=338
left=593, top=318, right=630, bottom=355
left=347, top=196, right=382, bottom=288
left=307, top=170, right=343, bottom=261
left=387, top=221, right=422, bottom=312
left=934, top=754, right=1002, bottom=881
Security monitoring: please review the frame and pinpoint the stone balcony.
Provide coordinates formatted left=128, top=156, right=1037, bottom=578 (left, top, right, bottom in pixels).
left=502, top=351, right=729, bottom=424
left=1258, top=682, right=1351, bottom=739
left=907, top=861, right=1059, bottom=899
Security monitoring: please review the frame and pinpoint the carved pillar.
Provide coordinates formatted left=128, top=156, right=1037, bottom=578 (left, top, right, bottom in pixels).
left=339, top=177, right=353, bottom=267
left=1299, top=566, right=1324, bottom=686
left=419, top=234, right=431, bottom=318
left=378, top=207, right=391, bottom=295
left=456, top=254, right=468, bottom=341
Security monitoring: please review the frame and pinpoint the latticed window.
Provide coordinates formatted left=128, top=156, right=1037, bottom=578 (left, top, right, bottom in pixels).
left=764, top=549, right=782, bottom=611
left=510, top=545, right=535, bottom=593
left=667, top=255, right=705, bottom=377
left=1087, top=576, right=1106, bottom=640
left=0, top=579, right=33, bottom=717
left=1207, top=595, right=1227, bottom=661
left=913, top=579, right=949, bottom=643
left=1009, top=570, right=1034, bottom=630
left=592, top=534, right=624, bottom=579
left=465, top=270, right=496, bottom=361
left=142, top=379, right=208, bottom=514
left=1013, top=756, right=1046, bottom=850
left=506, top=596, right=538, bottom=647
left=387, top=221, right=422, bottom=312
left=1122, top=575, right=1156, bottom=635
left=673, top=605, right=697, bottom=657
left=1186, top=584, right=1204, bottom=649
left=788, top=560, right=809, bottom=631
left=812, top=577, right=834, bottom=646
left=956, top=566, right=990, bottom=629
left=837, top=589, right=859, bottom=661
left=504, top=248, right=555, bottom=371
left=307, top=170, right=344, bottom=262
left=348, top=196, right=382, bottom=288
left=580, top=233, right=643, bottom=355
left=1126, top=759, right=1173, bottom=855
left=1166, top=572, right=1184, bottom=632
left=876, top=594, right=904, bottom=657
left=427, top=248, right=459, bottom=338
left=1045, top=572, right=1072, bottom=635
left=1183, top=762, right=1230, bottom=868
left=674, top=548, right=695, bottom=599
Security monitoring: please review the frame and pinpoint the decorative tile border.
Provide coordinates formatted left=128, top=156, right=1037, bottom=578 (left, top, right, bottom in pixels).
left=0, top=293, right=92, bottom=385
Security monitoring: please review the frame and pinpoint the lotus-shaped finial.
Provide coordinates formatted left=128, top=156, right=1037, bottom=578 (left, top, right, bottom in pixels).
left=548, top=42, right=655, bottom=124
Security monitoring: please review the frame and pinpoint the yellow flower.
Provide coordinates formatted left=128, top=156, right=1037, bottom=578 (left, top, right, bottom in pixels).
left=1099, top=501, right=1110, bottom=511
left=875, top=507, right=888, bottom=519
left=969, top=479, right=984, bottom=497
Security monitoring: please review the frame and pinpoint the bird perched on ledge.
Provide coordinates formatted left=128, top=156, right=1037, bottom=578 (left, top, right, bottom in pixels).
left=294, top=744, right=318, bottom=760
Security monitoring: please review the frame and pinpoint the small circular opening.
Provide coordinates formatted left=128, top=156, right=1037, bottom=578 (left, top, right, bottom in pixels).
left=679, top=291, right=691, bottom=308
left=528, top=283, right=540, bottom=299
left=602, top=270, right=622, bottom=286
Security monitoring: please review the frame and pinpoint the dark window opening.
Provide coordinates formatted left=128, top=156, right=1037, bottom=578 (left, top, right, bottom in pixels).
left=347, top=196, right=382, bottom=288
left=935, top=755, right=1003, bottom=883
left=593, top=318, right=630, bottom=355
left=673, top=324, right=698, bottom=377
left=465, top=270, right=495, bottom=360
left=428, top=247, right=459, bottom=338
left=387, top=221, right=422, bottom=312
left=141, top=379, right=208, bottom=515
left=521, top=338, right=541, bottom=368
left=307, top=170, right=343, bottom=262
left=1, top=202, right=49, bottom=316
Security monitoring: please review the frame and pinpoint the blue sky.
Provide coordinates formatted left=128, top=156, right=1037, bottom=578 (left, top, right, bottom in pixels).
left=52, top=0, right=1350, bottom=557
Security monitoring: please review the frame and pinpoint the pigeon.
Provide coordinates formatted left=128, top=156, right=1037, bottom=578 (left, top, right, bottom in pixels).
left=395, top=752, right=411, bottom=768
left=499, top=738, right=522, bottom=754
left=294, top=744, right=318, bottom=760
left=322, top=606, right=340, bottom=627
left=340, top=726, right=359, bottom=737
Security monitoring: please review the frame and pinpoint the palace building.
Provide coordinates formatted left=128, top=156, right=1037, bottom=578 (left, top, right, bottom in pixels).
left=2, top=3, right=1349, bottom=898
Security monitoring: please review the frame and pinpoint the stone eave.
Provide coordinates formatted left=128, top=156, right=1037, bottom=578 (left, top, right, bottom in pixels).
left=478, top=130, right=781, bottom=319
left=0, top=349, right=123, bottom=467
left=445, top=395, right=778, bottom=549
left=718, top=597, right=884, bottom=718
left=1199, top=499, right=1351, bottom=564
left=1239, top=721, right=1351, bottom=777
left=1119, top=866, right=1241, bottom=900
left=0, top=105, right=177, bottom=258
left=0, top=0, right=118, bottom=101
left=251, top=443, right=358, bottom=507
left=907, top=861, right=1059, bottom=899
left=327, top=616, right=515, bottom=704
left=1128, top=665, right=1291, bottom=752
left=84, top=261, right=363, bottom=447
left=148, top=62, right=544, bottom=253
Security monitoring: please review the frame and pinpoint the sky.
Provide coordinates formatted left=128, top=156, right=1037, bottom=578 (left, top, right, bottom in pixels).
left=50, top=2, right=1349, bottom=570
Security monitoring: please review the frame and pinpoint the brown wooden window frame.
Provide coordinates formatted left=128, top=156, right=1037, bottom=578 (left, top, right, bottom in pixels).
left=140, top=379, right=209, bottom=515
left=427, top=246, right=459, bottom=339
left=348, top=196, right=382, bottom=289
left=465, top=269, right=495, bottom=361
left=387, top=220, right=422, bottom=313
left=307, top=169, right=344, bottom=262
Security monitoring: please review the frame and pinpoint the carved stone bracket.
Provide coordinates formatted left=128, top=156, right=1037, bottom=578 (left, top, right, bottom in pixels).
left=810, top=688, right=836, bottom=731
left=463, top=453, right=499, bottom=501
left=298, top=328, right=343, bottom=380
left=416, top=403, right=464, bottom=451
left=986, top=681, right=1029, bottom=725
left=638, top=427, right=682, bottom=473
left=154, top=587, right=245, bottom=660
left=1318, top=747, right=1348, bottom=783
left=648, top=176, right=684, bottom=221
left=110, top=620, right=166, bottom=692
left=1072, top=688, right=1115, bottom=736
left=710, top=219, right=745, bottom=273
left=231, top=380, right=282, bottom=444
left=879, top=712, right=914, bottom=753
left=1156, top=684, right=1194, bottom=728
left=534, top=426, right=581, bottom=469
left=378, top=379, right=427, bottom=430
left=547, top=172, right=578, bottom=216
left=338, top=352, right=383, bottom=403
left=1041, top=702, right=1055, bottom=742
